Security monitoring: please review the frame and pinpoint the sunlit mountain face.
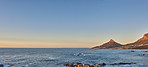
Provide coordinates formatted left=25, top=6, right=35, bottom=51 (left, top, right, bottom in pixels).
left=92, top=33, right=148, bottom=49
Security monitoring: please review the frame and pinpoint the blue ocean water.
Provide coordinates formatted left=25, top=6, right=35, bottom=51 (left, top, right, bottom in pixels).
left=0, top=48, right=147, bottom=67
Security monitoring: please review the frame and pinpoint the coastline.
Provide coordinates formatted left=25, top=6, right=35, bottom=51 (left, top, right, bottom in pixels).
left=0, top=48, right=147, bottom=67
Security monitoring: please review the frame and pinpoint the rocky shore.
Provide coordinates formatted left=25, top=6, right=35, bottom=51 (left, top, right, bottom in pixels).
left=63, top=50, right=148, bottom=67
left=0, top=64, right=12, bottom=67
left=63, top=62, right=137, bottom=67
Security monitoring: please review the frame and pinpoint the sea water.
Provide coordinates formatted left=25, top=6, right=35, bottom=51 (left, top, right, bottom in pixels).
left=0, top=48, right=147, bottom=67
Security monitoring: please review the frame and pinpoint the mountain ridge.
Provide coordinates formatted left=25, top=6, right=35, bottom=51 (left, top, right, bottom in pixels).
left=92, top=33, right=148, bottom=49
left=92, top=39, right=123, bottom=49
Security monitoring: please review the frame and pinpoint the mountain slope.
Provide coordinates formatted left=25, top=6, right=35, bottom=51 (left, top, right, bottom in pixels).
left=92, top=33, right=148, bottom=49
left=122, top=33, right=148, bottom=49
left=92, top=39, right=123, bottom=49
left=127, top=33, right=148, bottom=45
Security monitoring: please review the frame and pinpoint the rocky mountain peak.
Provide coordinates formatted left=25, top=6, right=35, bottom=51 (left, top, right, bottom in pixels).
left=126, top=33, right=148, bottom=46
left=109, top=39, right=115, bottom=42
left=143, top=33, right=148, bottom=39
left=136, top=33, right=148, bottom=42
left=92, top=39, right=122, bottom=49
left=92, top=33, right=148, bottom=49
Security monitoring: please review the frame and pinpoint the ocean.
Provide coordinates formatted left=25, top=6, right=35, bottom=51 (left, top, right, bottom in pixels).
left=0, top=48, right=147, bottom=67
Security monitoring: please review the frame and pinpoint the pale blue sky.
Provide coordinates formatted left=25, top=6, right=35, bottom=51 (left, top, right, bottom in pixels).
left=0, top=0, right=148, bottom=48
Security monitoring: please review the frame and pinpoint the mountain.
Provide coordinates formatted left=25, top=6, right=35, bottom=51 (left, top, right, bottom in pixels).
left=127, top=33, right=148, bottom=45
left=92, top=39, right=123, bottom=49
left=91, top=33, right=148, bottom=49
left=122, top=33, right=148, bottom=49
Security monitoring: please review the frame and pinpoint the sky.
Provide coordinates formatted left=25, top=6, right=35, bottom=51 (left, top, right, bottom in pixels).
left=0, top=0, right=148, bottom=48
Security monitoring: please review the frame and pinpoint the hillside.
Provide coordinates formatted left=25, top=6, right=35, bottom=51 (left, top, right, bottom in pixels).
left=92, top=39, right=123, bottom=49
left=92, top=33, right=148, bottom=49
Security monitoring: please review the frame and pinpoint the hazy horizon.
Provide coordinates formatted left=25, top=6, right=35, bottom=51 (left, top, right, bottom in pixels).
left=0, top=0, right=148, bottom=48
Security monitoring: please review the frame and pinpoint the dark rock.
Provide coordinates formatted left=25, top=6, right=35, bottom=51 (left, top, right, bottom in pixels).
left=142, top=50, right=148, bottom=52
left=63, top=62, right=91, bottom=67
left=63, top=62, right=107, bottom=67
left=90, top=65, right=94, bottom=67
left=142, top=54, right=146, bottom=56
left=0, top=64, right=3, bottom=67
left=130, top=50, right=135, bottom=52
left=119, top=63, right=135, bottom=64
left=77, top=53, right=84, bottom=56
left=142, top=54, right=148, bottom=56
left=90, top=64, right=99, bottom=67
left=84, top=64, right=90, bottom=66
left=111, top=62, right=136, bottom=65
left=99, top=63, right=106, bottom=66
